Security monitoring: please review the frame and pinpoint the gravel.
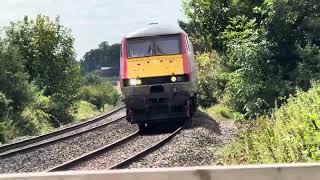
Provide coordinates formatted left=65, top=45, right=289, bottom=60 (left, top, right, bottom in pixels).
left=69, top=133, right=170, bottom=170
left=0, top=108, right=238, bottom=173
left=0, top=108, right=126, bottom=154
left=0, top=118, right=137, bottom=174
left=127, top=111, right=238, bottom=168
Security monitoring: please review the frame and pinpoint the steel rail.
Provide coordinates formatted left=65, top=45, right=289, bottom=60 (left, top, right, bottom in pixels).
left=45, top=131, right=139, bottom=172
left=0, top=105, right=126, bottom=157
left=47, top=127, right=181, bottom=172
left=0, top=115, right=126, bottom=158
left=108, top=127, right=182, bottom=169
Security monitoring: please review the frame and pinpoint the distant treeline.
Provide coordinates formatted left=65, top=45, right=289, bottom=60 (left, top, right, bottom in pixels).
left=80, top=42, right=120, bottom=76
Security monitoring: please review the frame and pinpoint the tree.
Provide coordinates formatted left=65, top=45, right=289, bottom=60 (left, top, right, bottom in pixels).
left=6, top=15, right=80, bottom=124
left=182, top=0, right=232, bottom=52
left=182, top=0, right=320, bottom=118
left=0, top=41, right=32, bottom=113
left=6, top=15, right=80, bottom=99
left=0, top=39, right=36, bottom=142
left=80, top=42, right=120, bottom=75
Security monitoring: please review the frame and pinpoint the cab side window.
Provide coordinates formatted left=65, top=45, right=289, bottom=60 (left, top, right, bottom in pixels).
left=187, top=37, right=193, bottom=53
left=186, top=36, right=190, bottom=52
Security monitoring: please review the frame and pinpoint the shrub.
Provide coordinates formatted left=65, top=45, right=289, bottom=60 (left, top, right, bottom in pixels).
left=13, top=86, right=53, bottom=136
left=0, top=92, right=13, bottom=143
left=0, top=92, right=12, bottom=120
left=81, top=72, right=103, bottom=86
left=201, top=103, right=242, bottom=122
left=18, top=107, right=53, bottom=135
left=71, top=100, right=100, bottom=121
left=223, top=83, right=320, bottom=164
left=196, top=52, right=228, bottom=108
left=297, top=43, right=320, bottom=90
left=79, top=81, right=119, bottom=109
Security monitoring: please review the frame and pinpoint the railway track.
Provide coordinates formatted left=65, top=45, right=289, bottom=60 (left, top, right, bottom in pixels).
left=0, top=107, right=138, bottom=174
left=46, top=127, right=182, bottom=171
left=0, top=105, right=125, bottom=158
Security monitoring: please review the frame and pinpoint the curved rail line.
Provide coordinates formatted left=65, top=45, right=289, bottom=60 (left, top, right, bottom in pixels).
left=0, top=105, right=126, bottom=157
left=108, top=127, right=182, bottom=170
left=46, top=127, right=182, bottom=172
left=46, top=131, right=140, bottom=172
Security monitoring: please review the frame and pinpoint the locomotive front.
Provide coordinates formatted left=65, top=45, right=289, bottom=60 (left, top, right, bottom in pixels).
left=120, top=25, right=198, bottom=130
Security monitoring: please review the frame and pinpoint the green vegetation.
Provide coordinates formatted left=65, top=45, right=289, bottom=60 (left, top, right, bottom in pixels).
left=182, top=0, right=320, bottom=118
left=0, top=15, right=119, bottom=144
left=224, top=84, right=320, bottom=164
left=200, top=104, right=239, bottom=122
left=80, top=41, right=120, bottom=75
left=79, top=74, right=119, bottom=110
left=70, top=101, right=101, bottom=122
left=181, top=0, right=320, bottom=164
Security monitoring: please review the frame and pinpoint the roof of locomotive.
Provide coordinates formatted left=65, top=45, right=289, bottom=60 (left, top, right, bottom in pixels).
left=125, top=24, right=185, bottom=39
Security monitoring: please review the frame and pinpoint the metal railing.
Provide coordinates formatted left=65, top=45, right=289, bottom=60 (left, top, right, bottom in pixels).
left=1, top=163, right=320, bottom=180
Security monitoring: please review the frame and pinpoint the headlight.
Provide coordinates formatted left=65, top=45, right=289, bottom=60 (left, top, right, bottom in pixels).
left=136, top=79, right=142, bottom=85
left=129, top=79, right=137, bottom=86
left=129, top=79, right=141, bottom=86
left=171, top=76, right=177, bottom=82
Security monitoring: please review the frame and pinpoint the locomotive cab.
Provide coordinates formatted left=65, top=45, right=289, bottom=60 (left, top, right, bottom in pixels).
left=120, top=25, right=198, bottom=130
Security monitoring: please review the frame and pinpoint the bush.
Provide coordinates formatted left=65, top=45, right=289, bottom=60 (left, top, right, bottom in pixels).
left=0, top=92, right=12, bottom=120
left=0, top=87, right=53, bottom=143
left=196, top=52, right=228, bottom=108
left=18, top=107, right=53, bottom=135
left=297, top=43, right=320, bottom=90
left=81, top=72, right=103, bottom=86
left=79, top=81, right=119, bottom=110
left=201, top=103, right=242, bottom=122
left=223, top=83, right=320, bottom=164
left=0, top=92, right=13, bottom=143
left=71, top=100, right=100, bottom=121
left=14, top=86, right=53, bottom=136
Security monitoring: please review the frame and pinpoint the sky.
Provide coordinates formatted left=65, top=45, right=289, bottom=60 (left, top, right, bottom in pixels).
left=0, top=0, right=186, bottom=59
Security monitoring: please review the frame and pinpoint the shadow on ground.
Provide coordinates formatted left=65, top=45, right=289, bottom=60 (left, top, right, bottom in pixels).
left=186, top=110, right=221, bottom=135
left=139, top=110, right=221, bottom=135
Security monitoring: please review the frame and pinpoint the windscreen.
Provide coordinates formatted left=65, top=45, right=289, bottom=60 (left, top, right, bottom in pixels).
left=126, top=35, right=181, bottom=58
left=126, top=39, right=153, bottom=58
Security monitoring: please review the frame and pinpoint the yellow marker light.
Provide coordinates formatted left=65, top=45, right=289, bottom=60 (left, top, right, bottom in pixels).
left=129, top=79, right=137, bottom=86
left=136, top=79, right=142, bottom=85
left=171, top=76, right=177, bottom=82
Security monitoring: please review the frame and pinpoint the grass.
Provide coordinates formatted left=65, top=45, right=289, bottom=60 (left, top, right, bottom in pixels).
left=72, top=100, right=113, bottom=122
left=222, top=83, right=320, bottom=164
left=200, top=103, right=239, bottom=122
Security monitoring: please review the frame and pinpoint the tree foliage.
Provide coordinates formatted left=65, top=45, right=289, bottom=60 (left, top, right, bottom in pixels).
left=0, top=15, right=120, bottom=144
left=0, top=38, right=53, bottom=142
left=5, top=15, right=81, bottom=125
left=0, top=41, right=32, bottom=113
left=182, top=0, right=320, bottom=118
left=79, top=80, right=119, bottom=110
left=224, top=83, right=320, bottom=164
left=6, top=15, right=80, bottom=102
left=80, top=41, right=120, bottom=75
left=196, top=53, right=227, bottom=108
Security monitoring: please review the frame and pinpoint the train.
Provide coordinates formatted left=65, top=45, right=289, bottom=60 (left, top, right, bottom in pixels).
left=120, top=24, right=198, bottom=131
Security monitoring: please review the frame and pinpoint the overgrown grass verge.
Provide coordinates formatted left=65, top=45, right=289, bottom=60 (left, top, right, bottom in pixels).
left=200, top=103, right=242, bottom=122
left=71, top=100, right=113, bottom=122
left=3, top=101, right=114, bottom=145
left=222, top=83, right=320, bottom=164
left=71, top=100, right=100, bottom=122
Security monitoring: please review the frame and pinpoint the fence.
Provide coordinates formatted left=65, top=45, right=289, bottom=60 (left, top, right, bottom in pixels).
left=1, top=163, right=319, bottom=180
